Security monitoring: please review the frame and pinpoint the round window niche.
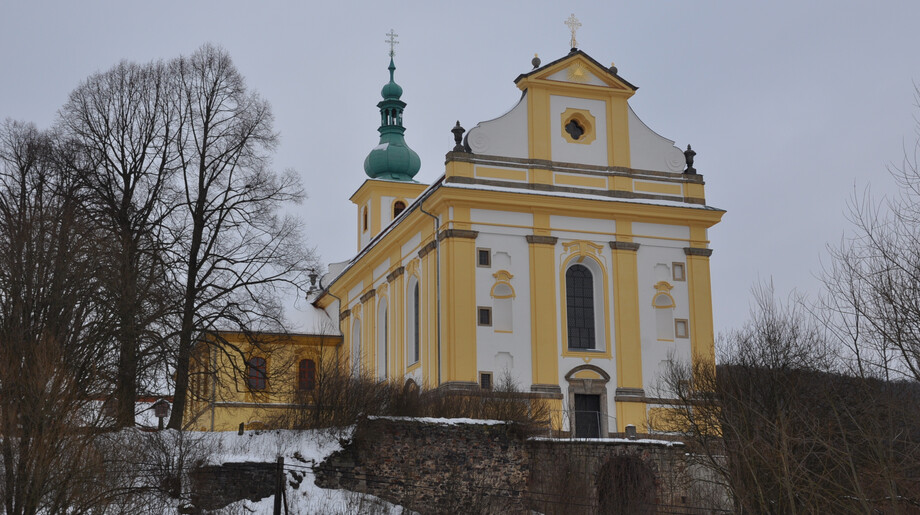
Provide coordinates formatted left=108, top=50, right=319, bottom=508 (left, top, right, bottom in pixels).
left=560, top=108, right=597, bottom=145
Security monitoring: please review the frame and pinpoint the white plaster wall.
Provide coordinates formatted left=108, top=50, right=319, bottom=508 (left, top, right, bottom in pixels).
left=401, top=232, right=422, bottom=257
left=465, top=95, right=528, bottom=158
left=474, top=232, right=533, bottom=388
left=632, top=222, right=690, bottom=242
left=550, top=215, right=614, bottom=238
left=550, top=95, right=608, bottom=166
left=546, top=67, right=608, bottom=87
left=380, top=195, right=395, bottom=228
left=372, top=259, right=390, bottom=285
left=627, top=105, right=686, bottom=173
left=347, top=282, right=364, bottom=306
left=470, top=209, right=533, bottom=230
left=635, top=241, right=692, bottom=396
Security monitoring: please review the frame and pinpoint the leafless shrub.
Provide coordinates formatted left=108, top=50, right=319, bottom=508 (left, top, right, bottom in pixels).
left=276, top=354, right=550, bottom=435
left=658, top=285, right=920, bottom=513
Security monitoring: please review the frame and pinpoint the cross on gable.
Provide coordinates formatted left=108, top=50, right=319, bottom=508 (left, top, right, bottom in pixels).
left=564, top=14, right=581, bottom=49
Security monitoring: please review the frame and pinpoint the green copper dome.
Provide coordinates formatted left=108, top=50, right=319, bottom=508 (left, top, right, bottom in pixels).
left=364, top=57, right=420, bottom=181
left=380, top=59, right=403, bottom=99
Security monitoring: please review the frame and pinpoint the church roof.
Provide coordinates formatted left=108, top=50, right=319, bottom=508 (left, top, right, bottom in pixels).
left=514, top=49, right=638, bottom=91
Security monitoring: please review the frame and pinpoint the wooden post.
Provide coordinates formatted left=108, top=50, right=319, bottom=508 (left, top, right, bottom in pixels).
left=273, top=456, right=284, bottom=515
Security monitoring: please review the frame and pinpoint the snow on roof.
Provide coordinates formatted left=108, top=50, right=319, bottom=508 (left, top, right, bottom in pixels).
left=443, top=181, right=722, bottom=211
left=300, top=296, right=340, bottom=335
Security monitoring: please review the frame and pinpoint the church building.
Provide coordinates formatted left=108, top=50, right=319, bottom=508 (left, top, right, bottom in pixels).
left=312, top=37, right=724, bottom=437
left=187, top=27, right=724, bottom=436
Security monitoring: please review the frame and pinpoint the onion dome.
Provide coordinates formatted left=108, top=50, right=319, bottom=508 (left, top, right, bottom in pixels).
left=363, top=57, right=421, bottom=181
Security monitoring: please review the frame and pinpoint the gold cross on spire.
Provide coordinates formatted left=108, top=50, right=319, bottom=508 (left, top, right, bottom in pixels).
left=564, top=13, right=581, bottom=49
left=385, top=29, right=399, bottom=57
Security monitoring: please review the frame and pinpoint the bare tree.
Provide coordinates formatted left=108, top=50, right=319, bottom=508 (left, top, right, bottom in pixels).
left=167, top=45, right=314, bottom=429
left=58, top=59, right=180, bottom=427
left=0, top=121, right=114, bottom=514
left=821, top=126, right=920, bottom=381
left=658, top=285, right=920, bottom=513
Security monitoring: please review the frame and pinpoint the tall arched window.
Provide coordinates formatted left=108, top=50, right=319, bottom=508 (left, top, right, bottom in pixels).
left=408, top=280, right=420, bottom=365
left=393, top=200, right=407, bottom=218
left=566, top=264, right=596, bottom=350
left=377, top=298, right=388, bottom=380
left=351, top=318, right=362, bottom=372
left=298, top=359, right=316, bottom=390
left=362, top=206, right=368, bottom=231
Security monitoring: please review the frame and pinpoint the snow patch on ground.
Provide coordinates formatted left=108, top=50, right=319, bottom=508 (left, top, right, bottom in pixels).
left=529, top=436, right=684, bottom=447
left=190, top=428, right=411, bottom=514
left=367, top=415, right=508, bottom=426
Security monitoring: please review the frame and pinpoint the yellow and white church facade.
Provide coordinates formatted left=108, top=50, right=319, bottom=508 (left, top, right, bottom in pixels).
left=187, top=40, right=723, bottom=436
left=313, top=45, right=724, bottom=436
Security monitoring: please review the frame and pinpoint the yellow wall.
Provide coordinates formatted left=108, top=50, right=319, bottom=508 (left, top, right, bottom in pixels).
left=185, top=332, right=342, bottom=431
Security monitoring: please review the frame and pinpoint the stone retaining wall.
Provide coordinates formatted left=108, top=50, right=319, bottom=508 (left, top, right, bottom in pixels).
left=315, top=417, right=704, bottom=514
left=185, top=461, right=276, bottom=513
left=315, top=417, right=531, bottom=514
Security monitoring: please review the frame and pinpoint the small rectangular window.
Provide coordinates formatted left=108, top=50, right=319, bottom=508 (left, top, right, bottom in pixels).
left=477, top=307, right=492, bottom=326
left=477, top=248, right=491, bottom=267
left=672, top=262, right=686, bottom=282
left=480, top=372, right=493, bottom=390
left=247, top=357, right=267, bottom=390
left=675, top=319, right=689, bottom=339
left=298, top=359, right=316, bottom=391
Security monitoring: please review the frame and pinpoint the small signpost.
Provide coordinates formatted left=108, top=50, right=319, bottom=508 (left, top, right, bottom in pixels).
left=152, top=399, right=170, bottom=430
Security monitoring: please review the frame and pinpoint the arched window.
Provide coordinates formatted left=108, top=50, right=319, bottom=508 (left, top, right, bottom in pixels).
left=362, top=206, right=368, bottom=231
left=377, top=298, right=388, bottom=380
left=566, top=264, right=595, bottom=350
left=393, top=200, right=407, bottom=218
left=247, top=357, right=266, bottom=390
left=408, top=280, right=420, bottom=364
left=351, top=318, right=362, bottom=371
left=298, top=359, right=316, bottom=390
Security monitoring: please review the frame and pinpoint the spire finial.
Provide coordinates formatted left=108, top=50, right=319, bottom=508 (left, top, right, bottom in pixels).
left=385, top=29, right=399, bottom=58
left=564, top=14, right=581, bottom=50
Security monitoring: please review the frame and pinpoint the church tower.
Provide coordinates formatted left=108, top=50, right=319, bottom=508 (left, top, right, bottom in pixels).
left=351, top=32, right=428, bottom=250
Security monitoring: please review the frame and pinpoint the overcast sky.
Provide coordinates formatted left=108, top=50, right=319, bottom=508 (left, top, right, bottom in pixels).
left=3, top=1, right=919, bottom=337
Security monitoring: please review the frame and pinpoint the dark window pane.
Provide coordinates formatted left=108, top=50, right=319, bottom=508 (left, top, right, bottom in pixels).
left=478, top=249, right=490, bottom=267
left=480, top=373, right=492, bottom=390
left=566, top=264, right=595, bottom=350
left=298, top=359, right=316, bottom=390
left=247, top=357, right=267, bottom=390
left=478, top=307, right=491, bottom=326
left=413, top=283, right=420, bottom=363
left=565, top=120, right=585, bottom=140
